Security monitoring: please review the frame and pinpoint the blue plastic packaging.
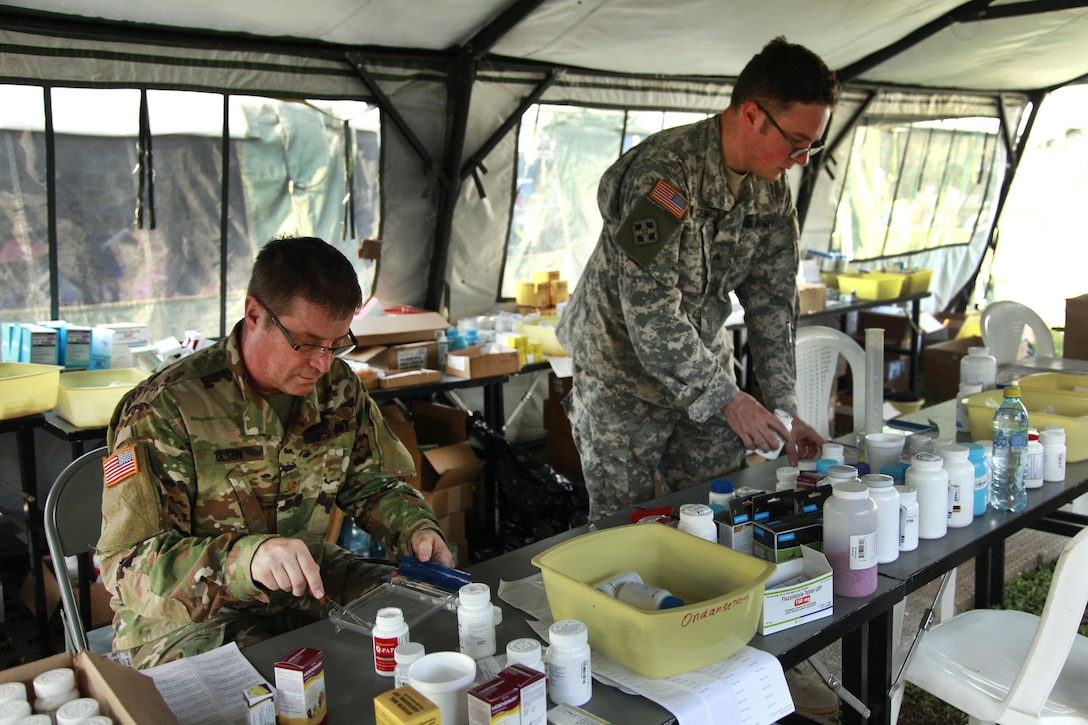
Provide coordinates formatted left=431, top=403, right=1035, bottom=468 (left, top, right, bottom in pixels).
left=398, top=555, right=472, bottom=592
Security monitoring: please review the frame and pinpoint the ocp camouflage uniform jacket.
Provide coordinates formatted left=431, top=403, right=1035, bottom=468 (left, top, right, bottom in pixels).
left=557, top=114, right=800, bottom=420
left=98, top=321, right=440, bottom=651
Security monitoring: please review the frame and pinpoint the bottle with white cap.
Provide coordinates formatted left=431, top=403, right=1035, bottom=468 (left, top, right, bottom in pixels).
left=547, top=620, right=592, bottom=706
left=895, top=485, right=919, bottom=551
left=1024, top=430, right=1044, bottom=489
left=0, top=683, right=26, bottom=705
left=821, top=442, right=845, bottom=466
left=907, top=451, right=947, bottom=540
left=393, top=642, right=426, bottom=689
left=861, top=473, right=900, bottom=564
left=1040, top=426, right=1067, bottom=482
left=0, top=699, right=31, bottom=725
left=31, top=668, right=79, bottom=720
left=458, top=582, right=497, bottom=659
left=708, top=479, right=735, bottom=506
left=372, top=606, right=409, bottom=676
left=775, top=466, right=800, bottom=492
left=55, top=697, right=101, bottom=725
left=505, top=638, right=545, bottom=673
left=677, top=503, right=718, bottom=543
left=940, top=445, right=974, bottom=528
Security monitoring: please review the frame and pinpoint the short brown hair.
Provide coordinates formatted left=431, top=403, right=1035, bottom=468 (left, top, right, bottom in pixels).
left=730, top=36, right=839, bottom=113
left=248, top=236, right=362, bottom=319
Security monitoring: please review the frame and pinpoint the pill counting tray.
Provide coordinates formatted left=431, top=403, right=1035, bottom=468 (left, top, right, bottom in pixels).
left=328, top=579, right=453, bottom=636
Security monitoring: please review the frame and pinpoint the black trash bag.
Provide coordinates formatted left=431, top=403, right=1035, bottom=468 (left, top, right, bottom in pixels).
left=467, top=412, right=590, bottom=553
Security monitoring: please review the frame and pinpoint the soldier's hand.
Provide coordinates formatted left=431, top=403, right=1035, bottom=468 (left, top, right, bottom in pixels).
left=721, top=392, right=791, bottom=455
left=786, top=416, right=825, bottom=465
left=251, top=537, right=325, bottom=599
left=411, top=529, right=455, bottom=568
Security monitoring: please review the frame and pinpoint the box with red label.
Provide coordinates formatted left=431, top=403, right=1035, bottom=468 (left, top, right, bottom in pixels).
left=758, top=545, right=833, bottom=635
left=274, top=647, right=327, bottom=725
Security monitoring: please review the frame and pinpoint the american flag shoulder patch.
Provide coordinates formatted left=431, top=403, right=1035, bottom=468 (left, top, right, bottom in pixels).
left=103, top=445, right=139, bottom=487
left=649, top=179, right=689, bottom=219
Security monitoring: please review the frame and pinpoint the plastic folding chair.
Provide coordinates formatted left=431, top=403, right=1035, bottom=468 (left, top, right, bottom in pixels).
left=980, top=300, right=1056, bottom=364
left=43, top=445, right=114, bottom=654
left=795, top=325, right=867, bottom=438
left=903, top=525, right=1088, bottom=724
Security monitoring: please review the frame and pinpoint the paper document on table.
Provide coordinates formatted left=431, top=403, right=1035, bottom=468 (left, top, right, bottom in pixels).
left=499, top=574, right=794, bottom=725
left=143, top=641, right=271, bottom=725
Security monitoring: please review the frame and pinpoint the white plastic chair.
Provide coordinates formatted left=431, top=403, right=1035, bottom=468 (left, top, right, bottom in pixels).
left=44, top=445, right=114, bottom=654
left=795, top=326, right=866, bottom=438
left=980, top=300, right=1056, bottom=364
left=903, top=525, right=1088, bottom=724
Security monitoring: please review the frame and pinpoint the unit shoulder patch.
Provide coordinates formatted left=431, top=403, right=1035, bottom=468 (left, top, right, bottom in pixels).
left=614, top=181, right=689, bottom=267
left=103, top=445, right=139, bottom=487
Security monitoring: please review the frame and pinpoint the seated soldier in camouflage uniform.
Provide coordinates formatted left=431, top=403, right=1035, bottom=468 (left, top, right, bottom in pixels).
left=97, top=236, right=452, bottom=668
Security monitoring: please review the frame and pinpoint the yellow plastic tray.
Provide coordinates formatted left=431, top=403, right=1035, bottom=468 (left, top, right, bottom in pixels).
left=837, top=272, right=906, bottom=301
left=0, top=362, right=63, bottom=420
left=531, top=523, right=774, bottom=679
left=55, top=368, right=148, bottom=428
left=1015, top=372, right=1088, bottom=399
left=897, top=268, right=933, bottom=295
left=965, top=388, right=1088, bottom=462
left=516, top=315, right=567, bottom=357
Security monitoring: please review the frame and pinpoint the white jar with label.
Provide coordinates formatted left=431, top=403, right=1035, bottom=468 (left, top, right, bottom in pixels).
left=895, top=484, right=920, bottom=551
left=372, top=607, right=409, bottom=677
left=1024, top=430, right=1044, bottom=488
left=547, top=620, right=592, bottom=706
left=506, top=638, right=545, bottom=672
left=775, top=466, right=800, bottom=492
left=393, top=642, right=426, bottom=688
left=960, top=346, right=997, bottom=389
left=861, top=473, right=900, bottom=564
left=906, top=451, right=947, bottom=540
left=821, top=442, right=845, bottom=465
left=822, top=481, right=878, bottom=597
left=458, top=583, right=497, bottom=659
left=940, top=445, right=974, bottom=528
left=1040, top=426, right=1067, bottom=482
left=677, top=503, right=718, bottom=543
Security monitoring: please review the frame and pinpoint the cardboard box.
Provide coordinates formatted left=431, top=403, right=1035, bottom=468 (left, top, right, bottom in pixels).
left=41, top=321, right=92, bottom=368
left=436, top=511, right=466, bottom=542
left=1065, top=293, right=1088, bottom=361
left=351, top=311, right=449, bottom=348
left=348, top=342, right=439, bottom=372
left=798, top=282, right=827, bottom=315
left=446, top=345, right=520, bottom=379
left=374, top=686, right=441, bottom=725
left=411, top=402, right=486, bottom=492
left=546, top=431, right=583, bottom=481
left=923, top=335, right=983, bottom=402
left=378, top=368, right=443, bottom=389
left=548, top=372, right=572, bottom=402
left=275, top=647, right=327, bottom=725
left=715, top=494, right=756, bottom=556
left=420, top=480, right=474, bottom=518
left=753, top=513, right=822, bottom=564
left=20, top=556, right=113, bottom=629
left=542, top=396, right=571, bottom=437
left=0, top=650, right=178, bottom=724
left=19, top=323, right=59, bottom=364
left=758, top=545, right=834, bottom=635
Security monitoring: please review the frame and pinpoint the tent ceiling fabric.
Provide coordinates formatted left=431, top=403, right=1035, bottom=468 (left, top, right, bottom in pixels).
left=4, top=0, right=1088, bottom=92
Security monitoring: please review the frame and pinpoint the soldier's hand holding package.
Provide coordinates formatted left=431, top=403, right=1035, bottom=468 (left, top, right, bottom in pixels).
left=251, top=528, right=454, bottom=598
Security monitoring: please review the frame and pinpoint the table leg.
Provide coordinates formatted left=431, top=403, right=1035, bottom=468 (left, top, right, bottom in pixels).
left=16, top=425, right=54, bottom=655
left=841, top=609, right=894, bottom=725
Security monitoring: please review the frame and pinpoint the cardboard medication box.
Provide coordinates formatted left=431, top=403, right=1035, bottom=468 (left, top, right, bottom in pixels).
left=446, top=344, right=520, bottom=379
left=351, top=310, right=449, bottom=347
left=753, top=513, right=822, bottom=564
left=0, top=650, right=178, bottom=724
left=274, top=647, right=327, bottom=725
left=18, top=323, right=59, bottom=364
left=759, top=545, right=834, bottom=635
left=374, top=686, right=440, bottom=725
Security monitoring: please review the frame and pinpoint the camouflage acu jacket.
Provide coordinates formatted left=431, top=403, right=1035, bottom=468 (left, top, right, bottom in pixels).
left=557, top=114, right=800, bottom=422
left=98, top=321, right=439, bottom=650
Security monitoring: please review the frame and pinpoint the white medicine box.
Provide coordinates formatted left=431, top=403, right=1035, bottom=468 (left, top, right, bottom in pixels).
left=758, top=545, right=834, bottom=635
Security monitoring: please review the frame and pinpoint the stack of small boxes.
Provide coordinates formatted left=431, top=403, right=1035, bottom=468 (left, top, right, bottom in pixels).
left=515, top=270, right=569, bottom=314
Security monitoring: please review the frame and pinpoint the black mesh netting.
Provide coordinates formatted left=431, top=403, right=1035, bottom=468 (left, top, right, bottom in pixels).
left=467, top=413, right=590, bottom=553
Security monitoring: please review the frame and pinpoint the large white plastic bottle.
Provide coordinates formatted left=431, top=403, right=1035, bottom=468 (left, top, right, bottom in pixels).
left=822, top=481, right=878, bottom=597
left=960, top=346, right=997, bottom=390
left=906, top=451, right=947, bottom=539
left=939, top=444, right=974, bottom=528
left=547, top=620, right=592, bottom=706
left=457, top=583, right=497, bottom=659
left=861, top=473, right=900, bottom=563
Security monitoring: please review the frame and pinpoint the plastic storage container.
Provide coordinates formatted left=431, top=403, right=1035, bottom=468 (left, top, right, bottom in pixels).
left=823, top=481, right=878, bottom=597
left=531, top=523, right=774, bottom=679
left=54, top=368, right=148, bottom=427
left=0, top=362, right=63, bottom=420
left=965, top=387, right=1088, bottom=462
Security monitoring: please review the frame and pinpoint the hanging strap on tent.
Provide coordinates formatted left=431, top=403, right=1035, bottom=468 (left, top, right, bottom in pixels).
left=135, top=89, right=156, bottom=229
left=341, top=119, right=355, bottom=241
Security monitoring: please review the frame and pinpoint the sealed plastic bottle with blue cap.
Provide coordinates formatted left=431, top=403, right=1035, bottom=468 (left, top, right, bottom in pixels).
left=708, top=478, right=735, bottom=506
left=963, top=442, right=989, bottom=516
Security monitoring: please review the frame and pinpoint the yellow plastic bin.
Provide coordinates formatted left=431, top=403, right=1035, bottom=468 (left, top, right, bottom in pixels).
left=837, top=272, right=906, bottom=301
left=965, top=388, right=1088, bottom=462
left=55, top=368, right=148, bottom=427
left=1015, top=372, right=1088, bottom=399
left=0, top=362, right=63, bottom=420
left=516, top=315, right=567, bottom=357
left=531, top=523, right=775, bottom=679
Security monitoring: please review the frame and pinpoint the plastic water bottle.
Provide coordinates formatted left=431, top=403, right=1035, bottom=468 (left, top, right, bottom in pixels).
left=990, top=386, right=1029, bottom=513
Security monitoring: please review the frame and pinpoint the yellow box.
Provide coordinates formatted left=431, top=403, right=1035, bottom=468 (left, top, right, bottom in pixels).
left=55, top=368, right=148, bottom=427
left=374, top=686, right=441, bottom=725
left=898, top=268, right=933, bottom=295
left=531, top=269, right=561, bottom=284
left=965, top=388, right=1088, bottom=462
left=549, top=279, right=569, bottom=304
left=1014, top=372, right=1088, bottom=398
left=516, top=316, right=567, bottom=357
left=837, top=272, right=906, bottom=301
left=531, top=524, right=774, bottom=679
left=0, top=362, right=63, bottom=420
left=516, top=281, right=551, bottom=307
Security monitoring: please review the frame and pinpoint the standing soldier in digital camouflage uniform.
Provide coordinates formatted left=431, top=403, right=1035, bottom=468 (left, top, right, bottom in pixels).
left=97, top=236, right=452, bottom=668
left=557, top=37, right=837, bottom=519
